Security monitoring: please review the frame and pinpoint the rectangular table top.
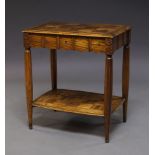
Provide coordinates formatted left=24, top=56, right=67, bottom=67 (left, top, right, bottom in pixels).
left=22, top=22, right=131, bottom=38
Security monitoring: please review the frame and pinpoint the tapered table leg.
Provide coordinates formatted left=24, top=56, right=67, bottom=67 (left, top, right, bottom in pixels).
left=25, top=48, right=33, bottom=129
left=50, top=49, right=57, bottom=90
left=104, top=55, right=113, bottom=143
left=122, top=44, right=130, bottom=122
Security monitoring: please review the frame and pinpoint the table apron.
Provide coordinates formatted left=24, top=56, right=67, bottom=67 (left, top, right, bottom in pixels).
left=23, top=32, right=130, bottom=54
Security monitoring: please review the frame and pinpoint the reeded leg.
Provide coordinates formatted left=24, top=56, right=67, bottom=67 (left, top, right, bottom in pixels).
left=104, top=55, right=113, bottom=143
left=50, top=49, right=57, bottom=90
left=122, top=44, right=130, bottom=122
left=25, top=48, right=33, bottom=129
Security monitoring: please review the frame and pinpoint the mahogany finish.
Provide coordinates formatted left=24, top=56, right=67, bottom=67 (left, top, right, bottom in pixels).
left=23, top=22, right=131, bottom=143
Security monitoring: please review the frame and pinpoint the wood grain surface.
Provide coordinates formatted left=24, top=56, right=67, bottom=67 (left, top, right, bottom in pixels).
left=23, top=22, right=131, bottom=38
left=33, top=89, right=125, bottom=116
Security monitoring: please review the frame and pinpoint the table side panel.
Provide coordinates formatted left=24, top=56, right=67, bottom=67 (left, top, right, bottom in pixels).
left=112, top=30, right=131, bottom=51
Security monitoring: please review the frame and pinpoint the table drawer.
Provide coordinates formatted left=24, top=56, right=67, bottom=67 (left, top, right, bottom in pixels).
left=60, top=37, right=73, bottom=50
left=44, top=36, right=57, bottom=48
left=74, top=38, right=89, bottom=51
left=91, top=39, right=112, bottom=52
left=25, top=33, right=112, bottom=53
left=59, top=37, right=90, bottom=52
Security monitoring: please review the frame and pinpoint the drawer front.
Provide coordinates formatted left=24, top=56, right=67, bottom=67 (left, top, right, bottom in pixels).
left=24, top=33, right=113, bottom=53
left=59, top=37, right=90, bottom=52
left=74, top=38, right=89, bottom=51
left=59, top=37, right=73, bottom=50
left=91, top=39, right=112, bottom=52
left=44, top=36, right=57, bottom=49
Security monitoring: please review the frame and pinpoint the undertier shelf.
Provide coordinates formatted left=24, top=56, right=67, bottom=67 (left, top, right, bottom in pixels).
left=33, top=89, right=125, bottom=116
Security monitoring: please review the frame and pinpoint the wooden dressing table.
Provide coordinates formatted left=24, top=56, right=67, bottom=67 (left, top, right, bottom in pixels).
left=22, top=22, right=131, bottom=143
